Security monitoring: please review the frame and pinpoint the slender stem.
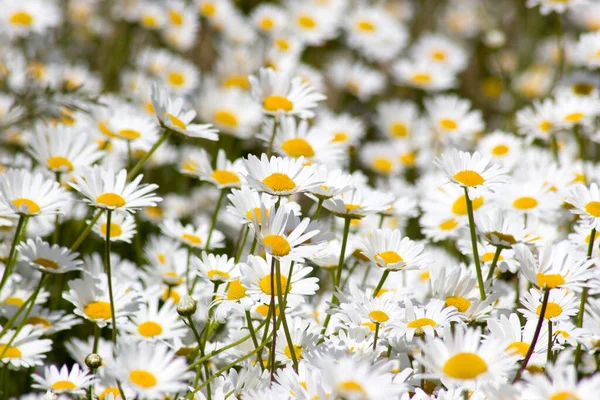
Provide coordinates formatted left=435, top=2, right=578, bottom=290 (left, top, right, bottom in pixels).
left=235, top=226, right=250, bottom=263
left=373, top=322, right=380, bottom=350
left=372, top=270, right=390, bottom=298
left=71, top=210, right=103, bottom=251
left=126, top=130, right=169, bottom=180
left=52, top=173, right=61, bottom=245
left=550, top=134, right=560, bottom=167
left=245, top=311, right=260, bottom=349
left=269, top=256, right=277, bottom=381
left=513, top=288, right=551, bottom=382
left=249, top=235, right=258, bottom=255
left=275, top=259, right=298, bottom=373
left=464, top=187, right=486, bottom=301
left=104, top=210, right=118, bottom=345
left=0, top=215, right=28, bottom=294
left=185, top=248, right=192, bottom=293
left=205, top=189, right=226, bottom=251
left=314, top=198, right=324, bottom=220
left=486, top=246, right=503, bottom=282
left=267, top=118, right=278, bottom=157
left=187, top=316, right=203, bottom=345
left=93, top=324, right=101, bottom=354
left=547, top=320, right=553, bottom=364
left=575, top=227, right=596, bottom=367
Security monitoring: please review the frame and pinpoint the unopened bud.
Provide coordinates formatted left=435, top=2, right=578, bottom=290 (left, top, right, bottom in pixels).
left=85, top=353, right=103, bottom=369
left=484, top=30, right=506, bottom=49
left=177, top=295, right=197, bottom=317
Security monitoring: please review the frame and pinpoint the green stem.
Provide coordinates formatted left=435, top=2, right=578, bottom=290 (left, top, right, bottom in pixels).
left=93, top=324, right=101, bottom=354
left=372, top=270, right=390, bottom=298
left=245, top=311, right=260, bottom=349
left=551, top=134, right=560, bottom=167
left=486, top=246, right=503, bottom=282
left=0, top=215, right=28, bottom=294
left=104, top=210, right=118, bottom=345
left=464, top=187, right=486, bottom=301
left=0, top=276, right=42, bottom=338
left=547, top=320, right=553, bottom=364
left=71, top=210, right=103, bottom=251
left=276, top=259, right=298, bottom=373
left=314, top=198, right=324, bottom=220
left=268, top=256, right=277, bottom=381
left=575, top=227, right=596, bottom=367
left=267, top=118, right=279, bottom=157
left=373, top=322, right=380, bottom=351
left=126, top=130, right=169, bottom=180
left=235, top=226, right=250, bottom=263
left=205, top=189, right=226, bottom=251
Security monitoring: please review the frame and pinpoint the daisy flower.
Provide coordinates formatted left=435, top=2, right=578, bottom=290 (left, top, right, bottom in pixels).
left=17, top=238, right=82, bottom=274
left=493, top=179, right=561, bottom=220
left=31, top=363, right=96, bottom=395
left=183, top=148, right=244, bottom=189
left=486, top=313, right=547, bottom=361
left=430, top=265, right=479, bottom=314
left=375, top=100, right=421, bottom=141
left=0, top=0, right=61, bottom=39
left=527, top=0, right=589, bottom=15
left=160, top=219, right=225, bottom=250
left=275, top=319, right=318, bottom=365
left=410, top=33, right=468, bottom=73
left=226, top=186, right=280, bottom=226
left=5, top=305, right=79, bottom=336
left=475, top=208, right=529, bottom=248
left=417, top=325, right=516, bottom=387
left=112, top=340, right=193, bottom=397
left=122, top=297, right=187, bottom=341
left=306, top=166, right=355, bottom=200
left=0, top=169, right=69, bottom=217
left=69, top=166, right=162, bottom=214
left=323, top=187, right=394, bottom=220
left=92, top=212, right=137, bottom=243
left=212, top=278, right=255, bottom=323
left=241, top=255, right=319, bottom=306
left=360, top=228, right=428, bottom=271
left=327, top=59, right=386, bottom=102
left=393, top=59, right=457, bottom=92
left=150, top=82, right=219, bottom=140
left=566, top=182, right=600, bottom=230
left=516, top=98, right=559, bottom=142
left=0, top=325, right=52, bottom=369
left=250, top=4, right=286, bottom=34
left=287, top=2, right=340, bottom=46
left=476, top=130, right=524, bottom=169
left=243, top=154, right=322, bottom=197
left=394, top=298, right=460, bottom=342
left=425, top=95, right=484, bottom=144
left=249, top=68, right=326, bottom=119
left=519, top=288, right=579, bottom=323
left=312, top=110, right=365, bottom=148
left=194, top=251, right=238, bottom=283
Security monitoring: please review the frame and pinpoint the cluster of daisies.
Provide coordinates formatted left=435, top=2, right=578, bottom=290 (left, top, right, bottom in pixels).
left=4, top=0, right=600, bottom=399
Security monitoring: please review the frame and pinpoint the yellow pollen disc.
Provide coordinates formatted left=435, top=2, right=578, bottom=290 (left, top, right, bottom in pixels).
left=0, top=345, right=21, bottom=358
left=223, top=75, right=249, bottom=89
left=96, top=192, right=126, bottom=208
left=141, top=15, right=158, bottom=28
left=440, top=118, right=458, bottom=130
left=338, top=380, right=365, bottom=393
left=356, top=20, right=375, bottom=31
left=181, top=233, right=202, bottom=245
left=376, top=251, right=403, bottom=266
left=227, top=280, right=247, bottom=300
left=247, top=207, right=268, bottom=224
left=84, top=301, right=112, bottom=320
left=420, top=271, right=430, bottom=281
left=445, top=296, right=471, bottom=313
left=284, top=344, right=303, bottom=360
left=101, top=222, right=123, bottom=238
left=481, top=252, right=504, bottom=263
left=263, top=95, right=293, bottom=112
left=452, top=194, right=484, bottom=215
left=585, top=201, right=600, bottom=217
left=565, top=112, right=584, bottom=122
left=539, top=120, right=552, bottom=131
left=536, top=273, right=565, bottom=289
left=33, top=257, right=60, bottom=270
left=362, top=322, right=377, bottom=331
left=138, top=321, right=163, bottom=337
left=168, top=72, right=185, bottom=86
left=5, top=297, right=24, bottom=306
left=263, top=234, right=291, bottom=257
left=47, top=156, right=73, bottom=172
left=9, top=11, right=33, bottom=26
left=345, top=204, right=361, bottom=212
left=12, top=198, right=41, bottom=214
left=369, top=310, right=389, bottom=323
left=51, top=380, right=76, bottom=390
left=256, top=304, right=270, bottom=317
left=331, top=132, right=348, bottom=143
left=262, top=173, right=296, bottom=192
left=169, top=10, right=183, bottom=25
left=537, top=302, right=563, bottom=319
left=162, top=288, right=180, bottom=304
left=100, top=388, right=121, bottom=400
left=432, top=50, right=447, bottom=61
left=513, top=196, right=538, bottom=210
left=391, top=122, right=408, bottom=137
left=439, top=218, right=459, bottom=230
left=201, top=3, right=216, bottom=16
left=259, top=273, right=290, bottom=295
left=26, top=316, right=52, bottom=327
left=492, top=144, right=509, bottom=156
left=550, top=392, right=581, bottom=400
left=506, top=341, right=529, bottom=357
left=182, top=159, right=198, bottom=173
left=213, top=110, right=238, bottom=128
left=372, top=158, right=393, bottom=174
left=443, top=352, right=488, bottom=379
left=282, top=138, right=315, bottom=158
left=407, top=317, right=436, bottom=334
left=412, top=73, right=431, bottom=83
left=167, top=113, right=187, bottom=130
left=259, top=17, right=274, bottom=30
left=117, top=129, right=141, bottom=140
left=453, top=170, right=485, bottom=187
left=163, top=271, right=183, bottom=285
left=157, top=253, right=166, bottom=264
left=211, top=170, right=240, bottom=185
left=400, top=152, right=416, bottom=166
left=129, top=369, right=157, bottom=388
left=297, top=14, right=316, bottom=29
left=208, top=270, right=230, bottom=280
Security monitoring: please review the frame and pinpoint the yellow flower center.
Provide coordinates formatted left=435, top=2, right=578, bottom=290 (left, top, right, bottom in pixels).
left=506, top=341, right=529, bottom=357
left=246, top=208, right=268, bottom=224
left=168, top=72, right=185, bottom=86
left=443, top=352, right=488, bottom=379
left=263, top=95, right=293, bottom=112
left=214, top=110, right=238, bottom=128
left=513, top=196, right=538, bottom=210
left=211, top=170, right=240, bottom=185
left=141, top=15, right=158, bottom=28
left=101, top=222, right=123, bottom=238
left=445, top=296, right=471, bottom=313
left=452, top=195, right=484, bottom=215
left=362, top=322, right=377, bottom=331
left=407, top=317, right=436, bottom=334
left=169, top=10, right=183, bottom=25
left=376, top=251, right=403, bottom=266
left=9, top=11, right=33, bottom=26
left=223, top=75, right=249, bottom=89
left=259, top=273, right=290, bottom=295
left=162, top=288, right=180, bottom=304
left=585, top=201, right=600, bottom=217
left=227, top=279, right=247, bottom=300
left=47, top=156, right=73, bottom=172
left=338, top=380, right=365, bottom=393
left=4, top=297, right=24, bottom=306
left=33, top=257, right=60, bottom=270
left=259, top=17, right=274, bottom=30
left=96, top=193, right=126, bottom=208
left=439, top=218, right=459, bottom=230
left=84, top=301, right=112, bottom=320
left=412, top=73, right=431, bottom=83
left=26, top=316, right=52, bottom=327
left=420, top=271, right=430, bottom=281
left=181, top=233, right=202, bottom=245
left=565, top=112, right=584, bottom=122
left=539, top=120, right=552, bottom=131
left=356, top=20, right=375, bottom=31
left=282, top=138, right=315, bottom=158
left=117, top=129, right=141, bottom=140
left=371, top=158, right=393, bottom=174
left=168, top=113, right=187, bottom=130
left=138, top=321, right=163, bottom=337
left=129, top=369, right=157, bottom=388
left=12, top=198, right=40, bottom=214
left=263, top=234, right=291, bottom=256
left=440, top=118, right=458, bottom=130
left=331, top=132, right=348, bottom=143
left=400, top=152, right=416, bottom=166
left=256, top=304, right=271, bottom=317
left=492, top=144, right=509, bottom=155
left=453, top=170, right=484, bottom=187
left=284, top=344, right=303, bottom=360
left=297, top=14, right=316, bottom=29
left=391, top=122, right=408, bottom=137
left=536, top=273, right=565, bottom=289
left=0, top=345, right=21, bottom=358
left=100, top=388, right=121, bottom=400
left=537, top=302, right=563, bottom=319
left=369, top=310, right=389, bottom=323
left=51, top=381, right=77, bottom=390
left=550, top=392, right=580, bottom=400
left=432, top=50, right=447, bottom=61
left=207, top=270, right=230, bottom=280
left=262, top=173, right=296, bottom=192
left=482, top=252, right=504, bottom=262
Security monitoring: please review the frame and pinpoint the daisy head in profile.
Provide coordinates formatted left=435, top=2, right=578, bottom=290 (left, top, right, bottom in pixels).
left=566, top=182, right=600, bottom=230
left=434, top=149, right=509, bottom=196
left=0, top=169, right=69, bottom=217
left=69, top=166, right=162, bottom=215
left=31, top=363, right=96, bottom=395
left=17, top=238, right=82, bottom=274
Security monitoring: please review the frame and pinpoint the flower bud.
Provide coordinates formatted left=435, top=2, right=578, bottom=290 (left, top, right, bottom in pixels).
left=177, top=294, right=197, bottom=317
left=85, top=353, right=103, bottom=369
